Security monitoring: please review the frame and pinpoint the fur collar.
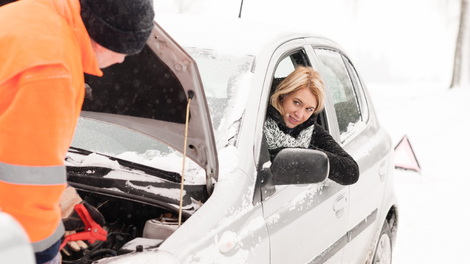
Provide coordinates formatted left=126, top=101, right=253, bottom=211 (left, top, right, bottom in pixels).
left=264, top=105, right=317, bottom=150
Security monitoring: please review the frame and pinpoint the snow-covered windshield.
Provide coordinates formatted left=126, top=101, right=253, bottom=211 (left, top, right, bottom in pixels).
left=186, top=47, right=255, bottom=148
left=70, top=48, right=254, bottom=180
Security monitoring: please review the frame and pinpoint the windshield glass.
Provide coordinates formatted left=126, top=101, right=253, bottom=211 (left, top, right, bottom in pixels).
left=70, top=48, right=254, bottom=180
left=186, top=47, right=254, bottom=148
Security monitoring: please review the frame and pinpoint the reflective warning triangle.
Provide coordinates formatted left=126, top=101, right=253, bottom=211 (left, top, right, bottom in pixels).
left=394, top=135, right=421, bottom=173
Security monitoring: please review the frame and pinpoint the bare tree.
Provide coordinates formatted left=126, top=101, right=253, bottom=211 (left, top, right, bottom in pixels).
left=450, top=0, right=468, bottom=88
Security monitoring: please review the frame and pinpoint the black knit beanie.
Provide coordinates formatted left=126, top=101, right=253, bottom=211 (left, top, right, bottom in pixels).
left=80, top=0, right=155, bottom=55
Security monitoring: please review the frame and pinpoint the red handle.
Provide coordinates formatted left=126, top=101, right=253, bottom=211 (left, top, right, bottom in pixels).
left=60, top=203, right=107, bottom=250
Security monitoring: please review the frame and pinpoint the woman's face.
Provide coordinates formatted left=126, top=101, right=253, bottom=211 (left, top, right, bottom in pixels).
left=281, top=87, right=318, bottom=129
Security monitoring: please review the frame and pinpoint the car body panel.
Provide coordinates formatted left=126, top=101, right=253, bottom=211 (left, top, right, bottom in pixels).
left=123, top=168, right=271, bottom=263
left=264, top=182, right=349, bottom=264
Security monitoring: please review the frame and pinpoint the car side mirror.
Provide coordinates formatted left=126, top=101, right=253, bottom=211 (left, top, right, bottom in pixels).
left=271, top=148, right=329, bottom=185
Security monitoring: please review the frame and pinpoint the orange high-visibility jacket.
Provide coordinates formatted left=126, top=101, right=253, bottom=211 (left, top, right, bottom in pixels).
left=0, top=0, right=102, bottom=252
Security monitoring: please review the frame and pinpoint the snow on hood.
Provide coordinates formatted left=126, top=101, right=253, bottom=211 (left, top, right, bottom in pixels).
left=81, top=153, right=120, bottom=170
left=125, top=181, right=184, bottom=202
left=66, top=145, right=240, bottom=186
left=116, top=151, right=205, bottom=184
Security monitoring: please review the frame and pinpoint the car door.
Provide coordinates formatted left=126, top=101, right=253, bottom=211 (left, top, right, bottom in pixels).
left=258, top=46, right=349, bottom=264
left=312, top=48, right=388, bottom=263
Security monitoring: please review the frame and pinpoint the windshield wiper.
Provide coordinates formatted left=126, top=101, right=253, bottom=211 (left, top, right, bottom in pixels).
left=67, top=146, right=182, bottom=183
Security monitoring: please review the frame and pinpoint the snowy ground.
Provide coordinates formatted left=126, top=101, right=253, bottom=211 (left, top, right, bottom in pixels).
left=366, top=81, right=470, bottom=263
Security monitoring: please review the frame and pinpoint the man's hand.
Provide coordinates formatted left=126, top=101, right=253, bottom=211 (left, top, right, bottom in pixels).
left=63, top=231, right=88, bottom=251
left=60, top=186, right=86, bottom=252
left=59, top=186, right=105, bottom=252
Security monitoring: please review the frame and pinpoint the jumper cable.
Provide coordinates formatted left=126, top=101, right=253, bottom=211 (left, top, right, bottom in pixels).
left=59, top=203, right=107, bottom=250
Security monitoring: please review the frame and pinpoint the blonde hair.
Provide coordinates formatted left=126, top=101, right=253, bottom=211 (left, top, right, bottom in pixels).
left=271, top=66, right=325, bottom=116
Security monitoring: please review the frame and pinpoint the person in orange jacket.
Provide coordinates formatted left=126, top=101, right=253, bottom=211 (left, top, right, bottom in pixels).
left=0, top=0, right=155, bottom=263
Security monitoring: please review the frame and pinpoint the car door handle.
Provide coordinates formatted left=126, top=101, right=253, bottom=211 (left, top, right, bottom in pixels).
left=333, top=195, right=347, bottom=218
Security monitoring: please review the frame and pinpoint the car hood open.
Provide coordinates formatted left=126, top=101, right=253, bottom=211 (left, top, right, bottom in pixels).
left=80, top=21, right=218, bottom=190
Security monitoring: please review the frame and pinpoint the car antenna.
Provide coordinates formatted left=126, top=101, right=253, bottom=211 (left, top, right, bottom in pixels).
left=238, top=0, right=244, bottom=18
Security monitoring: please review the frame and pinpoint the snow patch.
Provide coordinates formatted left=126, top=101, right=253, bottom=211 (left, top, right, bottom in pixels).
left=81, top=153, right=120, bottom=169
left=125, top=181, right=184, bottom=201
left=217, top=145, right=239, bottom=175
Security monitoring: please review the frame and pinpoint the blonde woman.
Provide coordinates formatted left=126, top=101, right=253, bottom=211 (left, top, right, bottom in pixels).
left=264, top=66, right=359, bottom=185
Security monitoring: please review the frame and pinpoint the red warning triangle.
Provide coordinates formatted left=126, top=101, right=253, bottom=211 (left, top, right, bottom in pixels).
left=394, top=135, right=421, bottom=173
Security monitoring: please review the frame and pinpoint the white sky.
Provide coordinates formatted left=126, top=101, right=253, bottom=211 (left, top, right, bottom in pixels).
left=154, top=0, right=461, bottom=84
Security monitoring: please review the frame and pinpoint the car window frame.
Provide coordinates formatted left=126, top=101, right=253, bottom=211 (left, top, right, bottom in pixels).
left=252, top=40, right=310, bottom=204
left=342, top=55, right=370, bottom=124
left=254, top=43, right=346, bottom=203
left=254, top=46, right=313, bottom=203
left=265, top=48, right=313, bottom=197
left=310, top=47, right=368, bottom=144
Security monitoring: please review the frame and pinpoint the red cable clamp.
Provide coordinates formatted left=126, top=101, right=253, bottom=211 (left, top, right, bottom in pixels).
left=60, top=203, right=107, bottom=250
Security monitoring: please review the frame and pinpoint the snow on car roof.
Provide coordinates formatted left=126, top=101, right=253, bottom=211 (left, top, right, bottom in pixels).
left=155, top=14, right=319, bottom=56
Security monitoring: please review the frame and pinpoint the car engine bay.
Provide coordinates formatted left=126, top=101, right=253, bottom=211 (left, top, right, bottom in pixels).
left=62, top=161, right=209, bottom=264
left=61, top=188, right=182, bottom=264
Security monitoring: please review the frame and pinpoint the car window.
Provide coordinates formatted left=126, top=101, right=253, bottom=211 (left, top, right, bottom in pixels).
left=274, top=57, right=296, bottom=78
left=314, top=49, right=363, bottom=138
left=274, top=49, right=309, bottom=78
left=342, top=56, right=369, bottom=123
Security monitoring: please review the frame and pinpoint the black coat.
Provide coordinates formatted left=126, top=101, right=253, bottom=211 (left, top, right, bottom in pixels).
left=265, top=105, right=359, bottom=185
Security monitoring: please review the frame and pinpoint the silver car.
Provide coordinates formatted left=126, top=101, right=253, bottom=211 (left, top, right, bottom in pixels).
left=59, top=14, right=398, bottom=264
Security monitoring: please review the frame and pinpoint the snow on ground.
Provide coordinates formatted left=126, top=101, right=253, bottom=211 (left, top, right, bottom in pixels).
left=366, top=81, right=470, bottom=263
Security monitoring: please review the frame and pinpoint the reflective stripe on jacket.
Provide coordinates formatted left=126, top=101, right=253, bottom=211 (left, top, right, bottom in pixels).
left=0, top=0, right=102, bottom=252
